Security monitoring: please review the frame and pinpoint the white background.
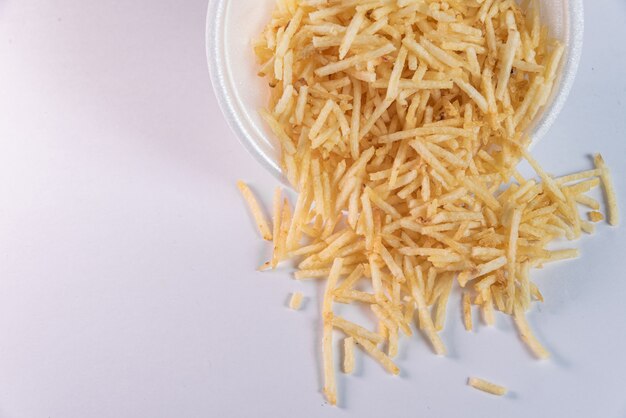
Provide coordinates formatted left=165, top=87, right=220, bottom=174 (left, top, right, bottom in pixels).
left=0, top=1, right=625, bottom=417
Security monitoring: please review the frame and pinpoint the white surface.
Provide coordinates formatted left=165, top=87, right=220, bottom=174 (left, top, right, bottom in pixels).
left=207, top=0, right=583, bottom=184
left=0, top=1, right=624, bottom=417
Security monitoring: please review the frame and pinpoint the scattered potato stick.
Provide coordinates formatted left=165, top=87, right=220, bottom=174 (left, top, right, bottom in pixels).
left=321, top=258, right=342, bottom=406
left=323, top=258, right=343, bottom=314
left=474, top=274, right=497, bottom=292
left=322, top=321, right=337, bottom=405
left=287, top=241, right=325, bottom=258
left=335, top=289, right=376, bottom=304
left=289, top=292, right=304, bottom=310
left=520, top=148, right=567, bottom=202
left=336, top=263, right=365, bottom=293
left=507, top=207, right=524, bottom=311
left=353, top=335, right=400, bottom=375
left=513, top=303, right=550, bottom=359
left=543, top=249, right=580, bottom=262
left=472, top=247, right=504, bottom=259
left=468, top=377, right=508, bottom=396
left=458, top=256, right=507, bottom=287
left=481, top=289, right=495, bottom=326
left=595, top=154, right=619, bottom=226
left=343, top=337, right=355, bottom=374
left=434, top=275, right=453, bottom=331
left=576, top=194, right=600, bottom=210
left=295, top=267, right=351, bottom=280
left=463, top=177, right=501, bottom=210
left=237, top=181, right=273, bottom=241
left=588, top=211, right=604, bottom=223
left=581, top=220, right=595, bottom=234
left=271, top=188, right=283, bottom=267
left=259, top=109, right=296, bottom=155
left=258, top=261, right=271, bottom=271
left=463, top=292, right=473, bottom=331
left=566, top=178, right=600, bottom=196
left=555, top=169, right=601, bottom=185
left=332, top=315, right=384, bottom=345
left=408, top=270, right=447, bottom=355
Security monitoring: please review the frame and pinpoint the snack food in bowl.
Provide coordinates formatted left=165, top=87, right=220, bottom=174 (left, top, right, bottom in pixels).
left=207, top=0, right=583, bottom=183
left=207, top=0, right=620, bottom=408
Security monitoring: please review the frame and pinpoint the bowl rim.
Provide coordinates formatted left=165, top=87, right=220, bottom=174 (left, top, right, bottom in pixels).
left=207, top=0, right=584, bottom=185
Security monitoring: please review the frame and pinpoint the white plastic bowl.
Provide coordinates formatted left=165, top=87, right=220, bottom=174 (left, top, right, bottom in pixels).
left=207, top=0, right=584, bottom=184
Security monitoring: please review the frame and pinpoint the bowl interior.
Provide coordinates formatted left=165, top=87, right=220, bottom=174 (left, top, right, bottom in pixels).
left=208, top=0, right=583, bottom=183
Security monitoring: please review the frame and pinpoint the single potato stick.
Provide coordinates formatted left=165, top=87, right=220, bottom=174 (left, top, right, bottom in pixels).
left=343, top=337, right=355, bottom=374
left=513, top=302, right=550, bottom=359
left=237, top=181, right=272, bottom=241
left=468, top=377, right=508, bottom=396
left=595, top=154, right=619, bottom=226
left=588, top=211, right=604, bottom=223
left=463, top=292, right=473, bottom=331
left=289, top=292, right=303, bottom=310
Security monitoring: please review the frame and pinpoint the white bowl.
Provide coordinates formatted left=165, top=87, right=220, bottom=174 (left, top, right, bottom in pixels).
left=207, top=0, right=584, bottom=184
